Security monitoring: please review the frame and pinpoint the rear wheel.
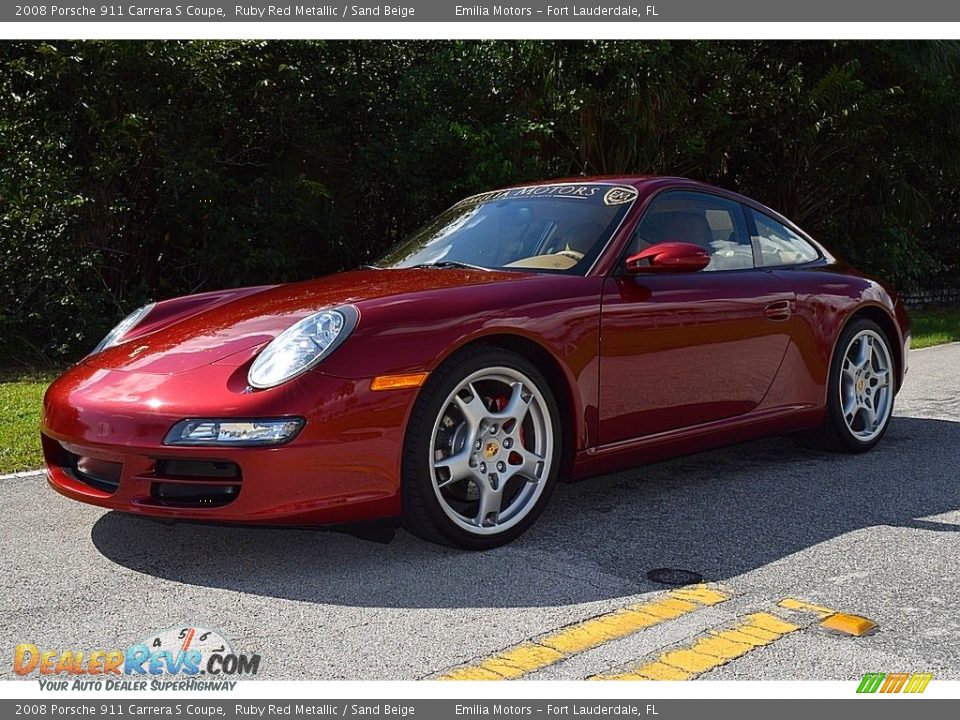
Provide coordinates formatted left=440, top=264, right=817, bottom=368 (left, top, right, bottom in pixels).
left=815, top=318, right=896, bottom=453
left=401, top=347, right=561, bottom=549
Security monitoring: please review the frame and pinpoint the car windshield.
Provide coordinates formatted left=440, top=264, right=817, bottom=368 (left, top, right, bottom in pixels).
left=376, top=183, right=639, bottom=274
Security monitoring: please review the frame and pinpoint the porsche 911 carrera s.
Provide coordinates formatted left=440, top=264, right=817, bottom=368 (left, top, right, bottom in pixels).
left=42, top=177, right=910, bottom=548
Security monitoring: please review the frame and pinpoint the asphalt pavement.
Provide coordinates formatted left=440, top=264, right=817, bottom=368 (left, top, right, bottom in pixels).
left=2, top=342, right=958, bottom=681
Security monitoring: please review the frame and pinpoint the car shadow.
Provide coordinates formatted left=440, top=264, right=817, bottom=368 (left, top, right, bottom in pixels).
left=91, top=415, right=960, bottom=609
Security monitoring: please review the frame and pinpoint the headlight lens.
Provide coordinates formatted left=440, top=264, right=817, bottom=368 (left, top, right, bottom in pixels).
left=248, top=306, right=358, bottom=389
left=164, top=418, right=305, bottom=446
left=89, top=302, right=155, bottom=356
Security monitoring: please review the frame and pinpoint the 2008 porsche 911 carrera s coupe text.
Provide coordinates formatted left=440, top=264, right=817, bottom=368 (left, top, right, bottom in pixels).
left=42, top=177, right=910, bottom=548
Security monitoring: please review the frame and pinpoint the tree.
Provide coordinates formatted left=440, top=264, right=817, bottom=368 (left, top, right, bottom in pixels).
left=1, top=41, right=958, bottom=361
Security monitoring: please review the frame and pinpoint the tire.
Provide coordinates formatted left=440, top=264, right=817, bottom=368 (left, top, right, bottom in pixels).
left=401, top=347, right=562, bottom=549
left=811, top=318, right=897, bottom=453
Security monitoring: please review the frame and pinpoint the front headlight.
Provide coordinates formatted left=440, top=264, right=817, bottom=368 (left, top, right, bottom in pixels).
left=164, top=418, right=305, bottom=446
left=248, top=305, right=359, bottom=389
left=89, top=302, right=155, bottom=356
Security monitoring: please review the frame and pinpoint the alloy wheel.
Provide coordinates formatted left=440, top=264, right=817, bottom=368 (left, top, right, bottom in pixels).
left=839, top=329, right=893, bottom=443
left=428, top=367, right=554, bottom=535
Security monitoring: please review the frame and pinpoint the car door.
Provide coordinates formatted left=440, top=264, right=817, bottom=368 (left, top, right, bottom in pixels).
left=598, top=190, right=797, bottom=445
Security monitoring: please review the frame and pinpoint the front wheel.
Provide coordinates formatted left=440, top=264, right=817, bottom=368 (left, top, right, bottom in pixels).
left=401, top=347, right=561, bottom=549
left=816, top=318, right=897, bottom=453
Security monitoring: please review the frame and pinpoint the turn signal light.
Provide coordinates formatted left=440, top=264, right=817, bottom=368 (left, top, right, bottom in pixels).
left=370, top=373, right=429, bottom=391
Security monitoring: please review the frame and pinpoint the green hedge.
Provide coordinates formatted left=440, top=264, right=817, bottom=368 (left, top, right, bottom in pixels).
left=2, top=40, right=958, bottom=361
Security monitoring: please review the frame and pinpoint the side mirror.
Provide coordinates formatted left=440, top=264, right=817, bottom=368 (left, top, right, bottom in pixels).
left=625, top=242, right=711, bottom=274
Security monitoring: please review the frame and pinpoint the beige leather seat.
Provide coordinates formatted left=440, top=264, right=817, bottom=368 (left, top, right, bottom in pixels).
left=661, top=211, right=714, bottom=249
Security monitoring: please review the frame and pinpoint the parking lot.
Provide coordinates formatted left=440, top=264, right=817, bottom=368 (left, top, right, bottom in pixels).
left=2, top=342, right=958, bottom=681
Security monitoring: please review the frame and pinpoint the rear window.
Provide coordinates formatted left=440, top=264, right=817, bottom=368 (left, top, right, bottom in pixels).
left=749, top=209, right=820, bottom=267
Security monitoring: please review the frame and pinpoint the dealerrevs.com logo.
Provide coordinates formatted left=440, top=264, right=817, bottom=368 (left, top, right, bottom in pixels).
left=14, top=625, right=260, bottom=691
left=856, top=672, right=933, bottom=694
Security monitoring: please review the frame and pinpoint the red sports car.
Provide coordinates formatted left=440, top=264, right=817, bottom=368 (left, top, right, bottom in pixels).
left=42, top=177, right=910, bottom=548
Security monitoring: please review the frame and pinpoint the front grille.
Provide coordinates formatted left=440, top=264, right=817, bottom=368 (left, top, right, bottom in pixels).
left=154, top=459, right=240, bottom=479
left=66, top=452, right=122, bottom=494
left=150, top=458, right=242, bottom=508
left=150, top=482, right=240, bottom=507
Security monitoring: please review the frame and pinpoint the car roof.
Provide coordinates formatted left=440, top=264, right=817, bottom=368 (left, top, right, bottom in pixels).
left=505, top=175, right=799, bottom=218
left=502, top=175, right=697, bottom=188
left=498, top=175, right=766, bottom=208
left=500, top=175, right=752, bottom=200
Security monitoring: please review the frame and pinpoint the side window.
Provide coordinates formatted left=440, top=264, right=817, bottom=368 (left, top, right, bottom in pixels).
left=749, top=209, right=820, bottom=267
left=627, top=191, right=754, bottom=271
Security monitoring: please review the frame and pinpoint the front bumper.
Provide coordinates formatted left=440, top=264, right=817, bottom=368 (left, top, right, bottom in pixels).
left=41, top=362, right=415, bottom=525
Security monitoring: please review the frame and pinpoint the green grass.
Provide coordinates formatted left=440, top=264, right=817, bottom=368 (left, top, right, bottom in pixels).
left=911, top=309, right=960, bottom=349
left=0, top=368, right=56, bottom=474
left=0, top=308, right=957, bottom=475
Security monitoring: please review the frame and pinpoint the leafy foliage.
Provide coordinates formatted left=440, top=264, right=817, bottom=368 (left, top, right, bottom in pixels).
left=1, top=40, right=958, bottom=361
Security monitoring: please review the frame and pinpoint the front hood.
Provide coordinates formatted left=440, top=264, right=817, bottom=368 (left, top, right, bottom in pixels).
left=84, top=268, right=530, bottom=375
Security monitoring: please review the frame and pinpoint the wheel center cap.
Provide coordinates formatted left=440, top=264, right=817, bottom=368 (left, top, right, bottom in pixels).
left=483, top=440, right=500, bottom=460
left=856, top=377, right=865, bottom=394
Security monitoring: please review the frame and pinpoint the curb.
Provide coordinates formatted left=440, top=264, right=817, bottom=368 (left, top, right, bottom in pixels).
left=0, top=469, right=44, bottom=481
left=912, top=340, right=960, bottom=351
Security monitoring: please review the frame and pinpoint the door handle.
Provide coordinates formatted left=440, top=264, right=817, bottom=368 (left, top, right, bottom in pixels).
left=764, top=300, right=794, bottom=321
